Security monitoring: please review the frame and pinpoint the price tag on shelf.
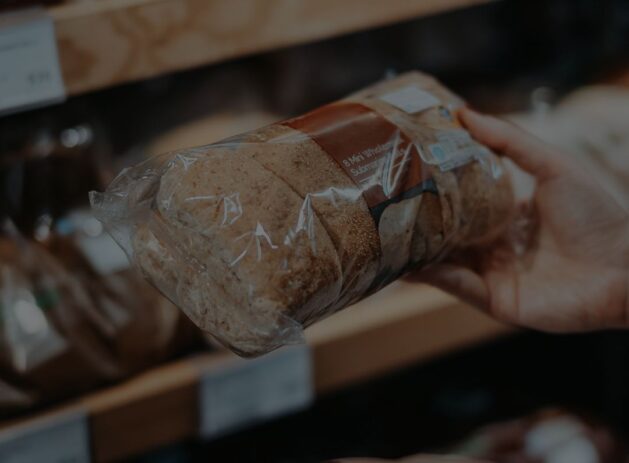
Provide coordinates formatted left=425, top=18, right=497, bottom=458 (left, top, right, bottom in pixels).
left=0, top=7, right=65, bottom=115
left=0, top=410, right=90, bottom=463
left=199, top=345, right=313, bottom=439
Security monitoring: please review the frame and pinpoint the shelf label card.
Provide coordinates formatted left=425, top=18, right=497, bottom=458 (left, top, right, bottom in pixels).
left=0, top=7, right=65, bottom=115
left=199, top=345, right=313, bottom=439
left=0, top=410, right=90, bottom=463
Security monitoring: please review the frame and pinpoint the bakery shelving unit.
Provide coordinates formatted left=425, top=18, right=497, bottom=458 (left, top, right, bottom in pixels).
left=50, top=0, right=493, bottom=95
left=0, top=283, right=510, bottom=462
left=0, top=0, right=512, bottom=461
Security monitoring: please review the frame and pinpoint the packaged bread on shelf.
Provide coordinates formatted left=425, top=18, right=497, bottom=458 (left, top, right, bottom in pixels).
left=0, top=230, right=121, bottom=415
left=0, top=217, right=202, bottom=417
left=45, top=211, right=203, bottom=375
left=91, top=71, right=514, bottom=356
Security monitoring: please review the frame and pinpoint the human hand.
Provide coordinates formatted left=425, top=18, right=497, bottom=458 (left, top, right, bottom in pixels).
left=409, top=108, right=629, bottom=332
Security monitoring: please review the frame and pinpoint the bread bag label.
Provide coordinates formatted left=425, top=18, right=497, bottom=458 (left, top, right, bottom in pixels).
left=379, top=86, right=440, bottom=114
left=377, top=85, right=490, bottom=172
left=284, top=103, right=436, bottom=222
left=422, top=129, right=492, bottom=172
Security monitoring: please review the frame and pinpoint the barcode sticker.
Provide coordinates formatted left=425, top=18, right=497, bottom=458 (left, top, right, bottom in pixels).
left=0, top=8, right=65, bottom=114
left=0, top=410, right=90, bottom=463
left=421, top=129, right=490, bottom=172
left=199, top=345, right=313, bottom=439
left=380, top=86, right=440, bottom=114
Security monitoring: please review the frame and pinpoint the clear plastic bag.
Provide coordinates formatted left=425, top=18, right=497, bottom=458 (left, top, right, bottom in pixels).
left=91, top=72, right=514, bottom=356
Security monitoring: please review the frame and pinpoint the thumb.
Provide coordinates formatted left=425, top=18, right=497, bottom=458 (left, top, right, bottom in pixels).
left=459, top=108, right=564, bottom=180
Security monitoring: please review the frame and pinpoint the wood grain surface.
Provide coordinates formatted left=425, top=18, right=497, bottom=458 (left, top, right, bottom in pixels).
left=48, top=0, right=493, bottom=95
left=0, top=283, right=509, bottom=461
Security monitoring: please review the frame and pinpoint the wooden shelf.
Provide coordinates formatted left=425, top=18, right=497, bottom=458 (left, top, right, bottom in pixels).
left=49, top=0, right=493, bottom=95
left=0, top=282, right=510, bottom=462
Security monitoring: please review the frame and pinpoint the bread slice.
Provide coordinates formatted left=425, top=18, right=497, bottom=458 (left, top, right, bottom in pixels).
left=143, top=147, right=342, bottom=355
left=239, top=124, right=381, bottom=316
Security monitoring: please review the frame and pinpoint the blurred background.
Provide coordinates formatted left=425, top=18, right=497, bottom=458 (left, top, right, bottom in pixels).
left=0, top=0, right=628, bottom=461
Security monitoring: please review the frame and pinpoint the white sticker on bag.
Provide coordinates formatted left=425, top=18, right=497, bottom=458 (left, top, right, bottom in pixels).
left=0, top=8, right=65, bottom=115
left=380, top=86, right=440, bottom=114
left=421, top=129, right=491, bottom=172
left=199, top=345, right=313, bottom=439
left=0, top=410, right=90, bottom=463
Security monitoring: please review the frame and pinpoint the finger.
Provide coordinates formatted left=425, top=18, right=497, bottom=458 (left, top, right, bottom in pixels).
left=409, top=264, right=489, bottom=310
left=459, top=108, right=563, bottom=179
